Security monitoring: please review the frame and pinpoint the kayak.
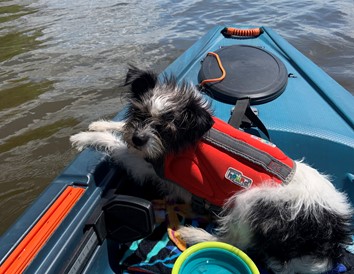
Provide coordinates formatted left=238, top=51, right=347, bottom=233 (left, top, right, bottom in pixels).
left=0, top=25, right=353, bottom=274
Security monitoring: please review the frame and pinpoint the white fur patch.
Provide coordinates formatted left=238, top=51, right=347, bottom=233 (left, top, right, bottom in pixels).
left=88, top=120, right=125, bottom=132
left=150, top=94, right=172, bottom=116
left=271, top=161, right=351, bottom=218
left=70, top=131, right=126, bottom=153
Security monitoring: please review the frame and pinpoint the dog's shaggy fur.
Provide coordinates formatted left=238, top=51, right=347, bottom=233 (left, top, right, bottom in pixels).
left=70, top=67, right=352, bottom=274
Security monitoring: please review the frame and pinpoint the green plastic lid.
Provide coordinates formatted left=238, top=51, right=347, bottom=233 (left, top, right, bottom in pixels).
left=172, top=242, right=259, bottom=274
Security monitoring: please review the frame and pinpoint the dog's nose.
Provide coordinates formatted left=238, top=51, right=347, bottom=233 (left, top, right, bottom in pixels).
left=132, top=133, right=149, bottom=147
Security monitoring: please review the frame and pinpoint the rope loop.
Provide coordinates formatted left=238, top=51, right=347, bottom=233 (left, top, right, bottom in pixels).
left=199, top=52, right=226, bottom=86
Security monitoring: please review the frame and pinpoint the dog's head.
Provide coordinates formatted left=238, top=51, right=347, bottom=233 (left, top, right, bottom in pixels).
left=123, top=66, right=214, bottom=160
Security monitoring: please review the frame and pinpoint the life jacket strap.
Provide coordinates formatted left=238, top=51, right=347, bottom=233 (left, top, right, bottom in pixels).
left=191, top=195, right=222, bottom=215
left=203, top=127, right=295, bottom=184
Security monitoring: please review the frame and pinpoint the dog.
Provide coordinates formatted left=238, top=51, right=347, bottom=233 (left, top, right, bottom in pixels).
left=70, top=67, right=352, bottom=274
left=70, top=67, right=214, bottom=198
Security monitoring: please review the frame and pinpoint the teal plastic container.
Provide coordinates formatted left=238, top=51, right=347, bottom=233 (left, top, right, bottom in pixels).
left=172, top=242, right=259, bottom=274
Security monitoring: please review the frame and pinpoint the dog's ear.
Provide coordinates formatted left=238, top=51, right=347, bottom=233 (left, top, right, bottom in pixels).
left=125, top=66, right=157, bottom=98
left=186, top=99, right=214, bottom=137
left=193, top=108, right=214, bottom=135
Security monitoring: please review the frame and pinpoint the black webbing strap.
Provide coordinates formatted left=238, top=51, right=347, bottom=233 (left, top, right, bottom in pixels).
left=203, top=127, right=295, bottom=183
left=191, top=195, right=222, bottom=215
left=228, top=98, right=271, bottom=140
left=228, top=98, right=249, bottom=130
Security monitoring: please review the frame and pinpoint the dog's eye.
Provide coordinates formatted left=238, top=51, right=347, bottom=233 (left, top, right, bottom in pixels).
left=154, top=124, right=164, bottom=133
left=155, top=123, right=176, bottom=134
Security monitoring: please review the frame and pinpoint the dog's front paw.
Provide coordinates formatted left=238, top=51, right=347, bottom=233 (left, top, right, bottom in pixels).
left=70, top=132, right=94, bottom=151
left=88, top=120, right=111, bottom=131
left=88, top=120, right=124, bottom=132
left=70, top=131, right=126, bottom=153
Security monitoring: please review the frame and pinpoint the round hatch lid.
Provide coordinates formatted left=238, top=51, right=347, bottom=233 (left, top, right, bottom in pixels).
left=199, top=45, right=288, bottom=105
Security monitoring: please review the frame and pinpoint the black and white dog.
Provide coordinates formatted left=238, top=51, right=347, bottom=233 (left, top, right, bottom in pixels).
left=70, top=67, right=352, bottom=274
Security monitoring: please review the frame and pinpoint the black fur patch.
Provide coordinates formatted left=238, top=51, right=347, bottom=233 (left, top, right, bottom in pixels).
left=246, top=198, right=352, bottom=264
left=125, top=65, right=157, bottom=99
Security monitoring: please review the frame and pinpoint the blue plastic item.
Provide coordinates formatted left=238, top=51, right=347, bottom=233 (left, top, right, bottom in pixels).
left=172, top=242, right=259, bottom=274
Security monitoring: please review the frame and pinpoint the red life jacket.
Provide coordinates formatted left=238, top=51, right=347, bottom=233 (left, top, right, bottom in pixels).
left=164, top=117, right=295, bottom=208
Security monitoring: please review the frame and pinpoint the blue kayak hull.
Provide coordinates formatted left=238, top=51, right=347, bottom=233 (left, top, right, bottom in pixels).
left=0, top=25, right=353, bottom=273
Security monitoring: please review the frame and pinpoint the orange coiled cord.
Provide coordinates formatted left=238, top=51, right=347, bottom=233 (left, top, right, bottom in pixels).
left=222, top=27, right=263, bottom=37
left=199, top=52, right=226, bottom=86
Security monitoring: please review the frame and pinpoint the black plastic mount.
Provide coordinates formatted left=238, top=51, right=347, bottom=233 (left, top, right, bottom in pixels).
left=103, top=195, right=155, bottom=243
left=61, top=194, right=155, bottom=273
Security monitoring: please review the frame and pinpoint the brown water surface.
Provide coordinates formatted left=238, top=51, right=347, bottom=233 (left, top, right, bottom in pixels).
left=0, top=0, right=353, bottom=235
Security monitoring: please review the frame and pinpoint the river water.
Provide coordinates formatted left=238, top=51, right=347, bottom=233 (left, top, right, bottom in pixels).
left=0, top=0, right=353, bottom=235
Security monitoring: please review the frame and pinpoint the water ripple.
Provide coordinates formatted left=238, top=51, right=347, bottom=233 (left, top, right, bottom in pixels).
left=0, top=0, right=353, bottom=235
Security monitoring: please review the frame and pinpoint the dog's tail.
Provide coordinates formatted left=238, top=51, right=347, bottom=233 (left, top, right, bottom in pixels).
left=177, top=226, right=217, bottom=245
